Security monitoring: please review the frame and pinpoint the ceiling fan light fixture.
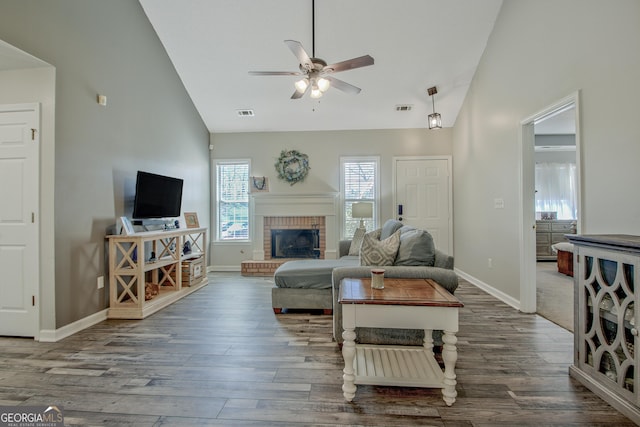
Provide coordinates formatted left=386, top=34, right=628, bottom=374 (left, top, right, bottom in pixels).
left=317, top=77, right=330, bottom=92
left=310, top=84, right=323, bottom=98
left=427, top=86, right=442, bottom=130
left=248, top=0, right=373, bottom=99
left=295, top=78, right=309, bottom=93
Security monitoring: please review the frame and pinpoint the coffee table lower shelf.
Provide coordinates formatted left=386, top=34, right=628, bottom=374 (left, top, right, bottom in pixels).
left=353, top=345, right=444, bottom=388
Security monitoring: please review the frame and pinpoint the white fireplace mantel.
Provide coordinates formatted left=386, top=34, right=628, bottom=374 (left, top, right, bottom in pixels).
left=251, top=192, right=339, bottom=260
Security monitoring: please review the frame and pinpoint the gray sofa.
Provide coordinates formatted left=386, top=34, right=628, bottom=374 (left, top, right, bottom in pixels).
left=272, top=219, right=459, bottom=345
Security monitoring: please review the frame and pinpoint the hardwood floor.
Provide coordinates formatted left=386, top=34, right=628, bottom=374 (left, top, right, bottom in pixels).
left=0, top=273, right=634, bottom=426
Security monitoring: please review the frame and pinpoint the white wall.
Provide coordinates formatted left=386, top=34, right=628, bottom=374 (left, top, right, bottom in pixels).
left=0, top=67, right=56, bottom=332
left=210, top=128, right=452, bottom=269
left=453, top=0, right=640, bottom=302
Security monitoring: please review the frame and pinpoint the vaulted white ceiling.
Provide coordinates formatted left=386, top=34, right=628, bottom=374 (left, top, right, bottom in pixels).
left=141, top=0, right=503, bottom=133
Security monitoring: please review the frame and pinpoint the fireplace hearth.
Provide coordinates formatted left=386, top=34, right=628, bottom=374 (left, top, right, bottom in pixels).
left=271, top=229, right=320, bottom=259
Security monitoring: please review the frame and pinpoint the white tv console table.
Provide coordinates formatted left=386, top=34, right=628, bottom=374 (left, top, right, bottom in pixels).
left=106, top=227, right=208, bottom=319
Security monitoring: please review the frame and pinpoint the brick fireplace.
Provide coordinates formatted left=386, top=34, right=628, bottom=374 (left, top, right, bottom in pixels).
left=241, top=193, right=338, bottom=276
left=264, top=216, right=325, bottom=260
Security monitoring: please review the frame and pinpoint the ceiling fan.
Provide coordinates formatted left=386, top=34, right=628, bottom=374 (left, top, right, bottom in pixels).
left=248, top=0, right=374, bottom=99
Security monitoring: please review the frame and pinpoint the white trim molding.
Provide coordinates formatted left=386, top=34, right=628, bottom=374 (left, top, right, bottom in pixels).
left=38, top=309, right=108, bottom=342
left=455, top=268, right=521, bottom=311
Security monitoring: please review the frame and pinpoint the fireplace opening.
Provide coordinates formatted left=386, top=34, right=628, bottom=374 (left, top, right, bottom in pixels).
left=271, top=229, right=320, bottom=259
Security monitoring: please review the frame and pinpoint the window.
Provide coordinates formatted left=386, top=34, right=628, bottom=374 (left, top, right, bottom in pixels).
left=341, top=157, right=379, bottom=238
left=216, top=160, right=250, bottom=240
left=535, top=162, right=577, bottom=220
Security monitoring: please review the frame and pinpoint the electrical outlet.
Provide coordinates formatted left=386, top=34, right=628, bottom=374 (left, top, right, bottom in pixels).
left=97, top=276, right=104, bottom=289
left=488, top=258, right=493, bottom=268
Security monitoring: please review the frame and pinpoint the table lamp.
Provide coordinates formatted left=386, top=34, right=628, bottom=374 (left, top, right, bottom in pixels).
left=352, top=202, right=373, bottom=230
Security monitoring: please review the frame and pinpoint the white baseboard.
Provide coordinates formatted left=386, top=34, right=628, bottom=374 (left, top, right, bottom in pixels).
left=209, top=265, right=241, bottom=272
left=455, top=268, right=521, bottom=311
left=38, top=309, right=109, bottom=342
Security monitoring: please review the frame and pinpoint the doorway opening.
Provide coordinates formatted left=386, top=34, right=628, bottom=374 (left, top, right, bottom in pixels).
left=519, top=92, right=581, bottom=330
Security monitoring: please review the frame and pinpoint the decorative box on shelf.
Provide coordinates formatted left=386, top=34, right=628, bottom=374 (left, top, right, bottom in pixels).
left=174, top=256, right=204, bottom=286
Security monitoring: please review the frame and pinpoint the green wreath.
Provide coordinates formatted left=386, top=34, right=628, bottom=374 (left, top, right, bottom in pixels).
left=275, top=149, right=310, bottom=185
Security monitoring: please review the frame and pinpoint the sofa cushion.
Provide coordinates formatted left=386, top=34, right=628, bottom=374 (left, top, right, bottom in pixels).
left=395, top=226, right=436, bottom=266
left=274, top=258, right=358, bottom=289
left=348, top=227, right=367, bottom=256
left=360, top=229, right=401, bottom=266
left=380, top=219, right=404, bottom=240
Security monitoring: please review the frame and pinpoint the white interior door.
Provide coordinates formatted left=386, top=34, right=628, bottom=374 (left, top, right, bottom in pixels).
left=394, top=157, right=452, bottom=254
left=0, top=104, right=39, bottom=337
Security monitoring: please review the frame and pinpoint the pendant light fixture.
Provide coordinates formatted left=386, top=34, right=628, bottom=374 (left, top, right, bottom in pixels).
left=427, top=86, right=442, bottom=130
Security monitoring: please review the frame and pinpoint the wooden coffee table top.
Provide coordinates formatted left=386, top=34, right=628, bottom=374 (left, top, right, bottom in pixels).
left=339, top=278, right=463, bottom=307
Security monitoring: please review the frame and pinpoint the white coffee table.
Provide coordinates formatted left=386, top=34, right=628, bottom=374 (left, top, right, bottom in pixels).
left=338, top=277, right=463, bottom=405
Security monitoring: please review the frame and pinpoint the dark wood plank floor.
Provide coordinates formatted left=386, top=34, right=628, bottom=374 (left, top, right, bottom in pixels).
left=0, top=273, right=634, bottom=426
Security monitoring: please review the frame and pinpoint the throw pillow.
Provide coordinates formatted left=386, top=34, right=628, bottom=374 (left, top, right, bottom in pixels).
left=360, top=229, right=401, bottom=266
left=348, top=227, right=367, bottom=256
left=394, top=226, right=436, bottom=266
left=380, top=219, right=404, bottom=240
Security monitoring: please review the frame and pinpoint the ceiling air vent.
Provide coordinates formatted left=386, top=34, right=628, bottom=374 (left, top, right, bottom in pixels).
left=236, top=109, right=255, bottom=117
left=395, top=104, right=413, bottom=112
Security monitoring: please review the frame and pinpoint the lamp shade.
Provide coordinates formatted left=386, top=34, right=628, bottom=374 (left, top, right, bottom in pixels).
left=352, top=202, right=373, bottom=219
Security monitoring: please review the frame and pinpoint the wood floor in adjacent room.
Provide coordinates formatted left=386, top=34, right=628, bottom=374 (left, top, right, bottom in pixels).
left=0, top=273, right=633, bottom=426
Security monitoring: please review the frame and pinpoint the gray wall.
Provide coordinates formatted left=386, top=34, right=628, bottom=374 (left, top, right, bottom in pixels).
left=452, top=0, right=640, bottom=302
left=210, top=128, right=453, bottom=269
left=0, top=0, right=210, bottom=328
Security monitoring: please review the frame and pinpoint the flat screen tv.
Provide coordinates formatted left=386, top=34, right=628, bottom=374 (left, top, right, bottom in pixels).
left=132, top=171, right=183, bottom=219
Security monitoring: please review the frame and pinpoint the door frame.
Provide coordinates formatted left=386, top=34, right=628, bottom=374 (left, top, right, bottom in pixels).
left=519, top=92, right=582, bottom=313
left=392, top=155, right=453, bottom=254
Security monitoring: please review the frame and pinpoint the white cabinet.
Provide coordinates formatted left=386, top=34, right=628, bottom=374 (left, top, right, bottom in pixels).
left=568, top=234, right=640, bottom=423
left=107, top=227, right=208, bottom=319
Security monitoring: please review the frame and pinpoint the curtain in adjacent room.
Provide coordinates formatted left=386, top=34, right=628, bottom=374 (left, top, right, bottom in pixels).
left=535, top=162, right=577, bottom=220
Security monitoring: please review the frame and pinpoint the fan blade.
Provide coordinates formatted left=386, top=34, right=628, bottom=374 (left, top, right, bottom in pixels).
left=248, top=71, right=301, bottom=76
left=291, top=84, right=309, bottom=99
left=324, top=55, right=374, bottom=73
left=324, top=76, right=361, bottom=95
left=284, top=40, right=313, bottom=71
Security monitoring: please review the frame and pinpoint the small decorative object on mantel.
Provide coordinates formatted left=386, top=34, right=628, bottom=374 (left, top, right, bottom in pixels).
left=184, top=212, right=199, bottom=228
left=250, top=176, right=270, bottom=193
left=275, top=149, right=310, bottom=185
